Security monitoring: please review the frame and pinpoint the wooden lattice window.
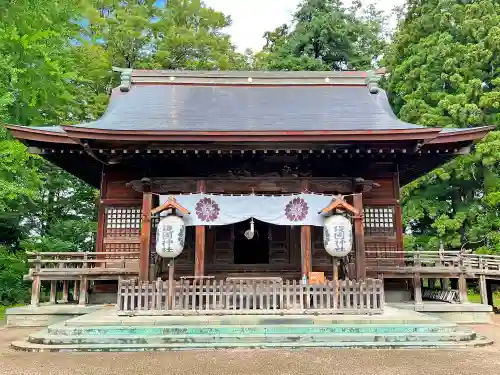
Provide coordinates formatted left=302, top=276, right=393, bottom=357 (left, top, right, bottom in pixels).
left=363, top=206, right=395, bottom=237
left=104, top=206, right=141, bottom=237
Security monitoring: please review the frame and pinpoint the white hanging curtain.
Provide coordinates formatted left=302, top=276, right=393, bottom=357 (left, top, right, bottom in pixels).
left=159, top=194, right=334, bottom=227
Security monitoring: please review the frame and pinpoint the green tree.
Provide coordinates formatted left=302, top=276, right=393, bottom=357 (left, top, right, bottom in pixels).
left=148, top=0, right=248, bottom=70
left=383, top=0, right=500, bottom=252
left=84, top=0, right=159, bottom=68
left=0, top=0, right=103, bottom=256
left=256, top=0, right=387, bottom=71
left=0, top=246, right=29, bottom=305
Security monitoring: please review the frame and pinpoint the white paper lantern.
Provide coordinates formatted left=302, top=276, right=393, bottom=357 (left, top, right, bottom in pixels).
left=156, top=215, right=186, bottom=258
left=323, top=215, right=353, bottom=257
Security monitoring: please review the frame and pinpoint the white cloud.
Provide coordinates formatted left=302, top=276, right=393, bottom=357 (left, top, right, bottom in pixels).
left=204, top=0, right=405, bottom=52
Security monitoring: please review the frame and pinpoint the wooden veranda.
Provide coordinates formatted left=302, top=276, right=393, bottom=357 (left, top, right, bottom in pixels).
left=24, top=249, right=500, bottom=311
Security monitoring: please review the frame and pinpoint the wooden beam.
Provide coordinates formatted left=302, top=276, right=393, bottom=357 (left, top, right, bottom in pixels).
left=353, top=193, right=366, bottom=280
left=301, top=181, right=312, bottom=278
left=139, top=191, right=153, bottom=281
left=195, top=181, right=206, bottom=277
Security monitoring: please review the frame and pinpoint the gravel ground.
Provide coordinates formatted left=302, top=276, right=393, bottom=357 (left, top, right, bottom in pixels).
left=2, top=323, right=500, bottom=375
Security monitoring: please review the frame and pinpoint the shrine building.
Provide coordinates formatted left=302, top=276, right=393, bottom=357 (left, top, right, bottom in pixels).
left=7, top=69, right=492, bottom=297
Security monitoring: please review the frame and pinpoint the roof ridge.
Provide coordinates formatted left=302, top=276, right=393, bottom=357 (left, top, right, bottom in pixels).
left=112, top=67, right=377, bottom=88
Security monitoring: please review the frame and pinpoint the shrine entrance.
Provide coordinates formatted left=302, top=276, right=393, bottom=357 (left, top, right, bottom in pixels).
left=233, top=219, right=270, bottom=264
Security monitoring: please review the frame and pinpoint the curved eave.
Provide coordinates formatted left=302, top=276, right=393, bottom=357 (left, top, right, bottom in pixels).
left=5, top=125, right=77, bottom=144
left=60, top=126, right=442, bottom=142
left=6, top=124, right=492, bottom=145
left=426, top=126, right=495, bottom=144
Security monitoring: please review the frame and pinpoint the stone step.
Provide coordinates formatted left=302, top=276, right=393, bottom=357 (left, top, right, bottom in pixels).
left=48, top=323, right=461, bottom=336
left=28, top=330, right=477, bottom=345
left=11, top=337, right=493, bottom=352
left=63, top=313, right=444, bottom=327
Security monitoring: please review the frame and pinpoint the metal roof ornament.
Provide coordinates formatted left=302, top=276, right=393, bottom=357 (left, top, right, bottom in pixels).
left=366, top=70, right=380, bottom=94
left=113, top=67, right=133, bottom=92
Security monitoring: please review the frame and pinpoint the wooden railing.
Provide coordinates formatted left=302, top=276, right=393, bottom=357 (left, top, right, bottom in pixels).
left=366, top=250, right=500, bottom=305
left=366, top=250, right=500, bottom=276
left=117, top=277, right=384, bottom=315
left=26, top=251, right=139, bottom=306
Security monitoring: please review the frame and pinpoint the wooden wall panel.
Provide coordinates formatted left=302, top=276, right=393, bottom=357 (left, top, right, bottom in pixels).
left=311, top=226, right=331, bottom=267
left=212, top=225, right=234, bottom=264
left=269, top=225, right=290, bottom=264
left=102, top=171, right=142, bottom=200
left=288, top=227, right=301, bottom=266
left=364, top=177, right=396, bottom=200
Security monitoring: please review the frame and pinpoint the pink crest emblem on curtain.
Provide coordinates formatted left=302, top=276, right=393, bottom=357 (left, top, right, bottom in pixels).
left=285, top=197, right=309, bottom=221
left=195, top=197, right=220, bottom=222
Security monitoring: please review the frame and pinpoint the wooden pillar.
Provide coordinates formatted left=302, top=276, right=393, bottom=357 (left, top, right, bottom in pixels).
left=458, top=274, right=468, bottom=303
left=139, top=190, right=153, bottom=281
left=479, top=275, right=488, bottom=305
left=353, top=193, right=365, bottom=280
left=195, top=181, right=206, bottom=277
left=301, top=226, right=312, bottom=277
left=49, top=281, right=57, bottom=304
left=61, top=281, right=69, bottom=303
left=414, top=273, right=422, bottom=304
left=79, top=253, right=88, bottom=305
left=31, top=276, right=41, bottom=307
left=79, top=277, right=88, bottom=305
left=73, top=280, right=79, bottom=301
left=300, top=181, right=311, bottom=277
left=168, top=259, right=175, bottom=308
left=59, top=258, right=68, bottom=303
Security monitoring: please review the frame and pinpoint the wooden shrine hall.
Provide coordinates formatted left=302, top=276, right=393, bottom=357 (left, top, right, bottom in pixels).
left=7, top=69, right=492, bottom=313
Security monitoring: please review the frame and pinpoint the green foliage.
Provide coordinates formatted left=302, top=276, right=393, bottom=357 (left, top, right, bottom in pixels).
left=85, top=0, right=249, bottom=70
left=384, top=0, right=500, bottom=252
left=255, top=0, right=387, bottom=71
left=0, top=0, right=250, bottom=302
left=0, top=246, right=29, bottom=305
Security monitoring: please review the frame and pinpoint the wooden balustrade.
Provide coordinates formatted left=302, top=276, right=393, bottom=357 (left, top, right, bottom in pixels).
left=366, top=250, right=500, bottom=276
left=117, top=277, right=385, bottom=315
left=366, top=250, right=500, bottom=305
left=25, top=251, right=139, bottom=307
left=23, top=249, right=500, bottom=310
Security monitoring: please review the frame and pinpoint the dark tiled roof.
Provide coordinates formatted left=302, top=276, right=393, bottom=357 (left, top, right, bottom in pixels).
left=67, top=84, right=421, bottom=132
left=8, top=70, right=491, bottom=136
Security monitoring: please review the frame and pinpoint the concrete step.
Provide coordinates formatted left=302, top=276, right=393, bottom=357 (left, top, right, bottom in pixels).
left=11, top=337, right=493, bottom=352
left=63, top=313, right=445, bottom=327
left=28, top=330, right=477, bottom=345
left=48, top=323, right=461, bottom=336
